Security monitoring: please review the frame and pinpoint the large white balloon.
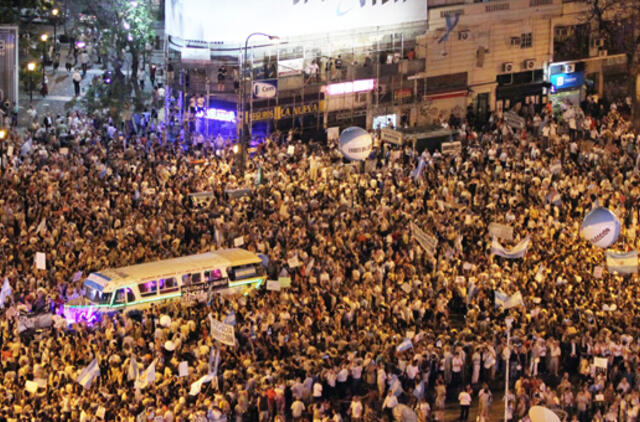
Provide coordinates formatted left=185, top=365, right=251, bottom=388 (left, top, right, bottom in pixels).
left=528, top=406, right=561, bottom=422
left=338, top=127, right=373, bottom=161
left=581, top=207, right=620, bottom=248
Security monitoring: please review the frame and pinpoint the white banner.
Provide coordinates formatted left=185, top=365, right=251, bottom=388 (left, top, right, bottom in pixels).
left=410, top=222, right=438, bottom=256
left=166, top=0, right=427, bottom=44
left=441, top=141, right=462, bottom=155
left=208, top=315, right=235, bottom=347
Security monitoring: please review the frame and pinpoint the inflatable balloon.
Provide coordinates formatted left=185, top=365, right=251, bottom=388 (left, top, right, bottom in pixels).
left=338, top=127, right=372, bottom=161
left=581, top=207, right=620, bottom=248
left=528, top=406, right=561, bottom=422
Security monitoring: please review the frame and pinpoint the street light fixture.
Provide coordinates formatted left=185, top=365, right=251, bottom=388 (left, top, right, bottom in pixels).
left=238, top=32, right=280, bottom=177
left=27, top=62, right=36, bottom=102
left=51, top=9, right=59, bottom=48
left=40, top=34, right=48, bottom=95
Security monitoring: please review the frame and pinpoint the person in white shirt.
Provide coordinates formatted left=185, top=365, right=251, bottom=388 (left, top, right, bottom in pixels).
left=382, top=391, right=398, bottom=421
left=458, top=385, right=472, bottom=421
left=291, top=398, right=305, bottom=420
left=348, top=396, right=364, bottom=421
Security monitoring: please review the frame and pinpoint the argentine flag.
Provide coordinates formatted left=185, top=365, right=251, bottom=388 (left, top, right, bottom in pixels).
left=76, top=358, right=101, bottom=389
left=606, top=250, right=638, bottom=274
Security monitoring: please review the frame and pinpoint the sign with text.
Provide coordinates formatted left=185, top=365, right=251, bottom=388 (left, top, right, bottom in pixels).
left=209, top=316, right=235, bottom=346
left=488, top=222, right=514, bottom=241
left=410, top=222, right=438, bottom=256
left=381, top=127, right=403, bottom=145
left=441, top=141, right=462, bottom=155
left=253, top=79, right=278, bottom=99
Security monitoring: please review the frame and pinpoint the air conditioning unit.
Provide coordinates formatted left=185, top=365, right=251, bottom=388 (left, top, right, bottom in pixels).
left=503, top=62, right=514, bottom=73
left=599, top=49, right=608, bottom=57
left=524, top=59, right=536, bottom=70
left=458, top=30, right=470, bottom=41
left=564, top=63, right=575, bottom=73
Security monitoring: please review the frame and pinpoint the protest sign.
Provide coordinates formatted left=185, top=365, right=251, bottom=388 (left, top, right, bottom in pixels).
left=278, top=276, right=291, bottom=288
left=594, top=357, right=608, bottom=369
left=178, top=361, right=189, bottom=377
left=35, top=252, right=46, bottom=270
left=266, top=280, right=281, bottom=291
left=233, top=236, right=244, bottom=247
left=488, top=222, right=514, bottom=241
left=209, top=315, right=235, bottom=346
left=410, top=222, right=438, bottom=256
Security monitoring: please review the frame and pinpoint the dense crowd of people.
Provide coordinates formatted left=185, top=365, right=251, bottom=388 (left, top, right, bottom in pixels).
left=0, top=94, right=638, bottom=422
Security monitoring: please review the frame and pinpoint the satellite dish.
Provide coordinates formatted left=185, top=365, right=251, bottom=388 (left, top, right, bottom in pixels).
left=528, top=406, right=561, bottom=422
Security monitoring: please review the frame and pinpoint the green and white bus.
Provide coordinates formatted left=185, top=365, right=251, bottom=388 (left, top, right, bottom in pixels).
left=63, top=248, right=266, bottom=324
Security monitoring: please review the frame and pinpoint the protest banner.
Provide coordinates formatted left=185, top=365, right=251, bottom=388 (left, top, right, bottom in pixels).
left=178, top=361, right=189, bottom=377
left=488, top=222, right=514, bottom=241
left=233, top=236, right=244, bottom=247
left=278, top=276, right=291, bottom=288
left=605, top=250, right=638, bottom=274
left=491, top=237, right=530, bottom=259
left=208, top=315, right=235, bottom=346
left=441, top=141, right=462, bottom=155
left=410, top=222, right=438, bottom=256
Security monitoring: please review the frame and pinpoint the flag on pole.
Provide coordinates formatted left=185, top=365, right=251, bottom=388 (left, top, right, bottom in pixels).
left=209, top=347, right=220, bottom=376
left=396, top=338, right=413, bottom=353
left=76, top=358, right=101, bottom=389
left=0, top=278, right=12, bottom=308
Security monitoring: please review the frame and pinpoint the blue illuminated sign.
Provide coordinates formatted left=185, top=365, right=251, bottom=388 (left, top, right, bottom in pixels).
left=550, top=71, right=584, bottom=92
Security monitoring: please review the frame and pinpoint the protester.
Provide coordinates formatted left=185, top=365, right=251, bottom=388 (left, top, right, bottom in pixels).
left=0, top=93, right=639, bottom=422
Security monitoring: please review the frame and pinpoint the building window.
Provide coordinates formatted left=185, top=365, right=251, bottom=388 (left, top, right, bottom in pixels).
left=521, top=33, right=533, bottom=49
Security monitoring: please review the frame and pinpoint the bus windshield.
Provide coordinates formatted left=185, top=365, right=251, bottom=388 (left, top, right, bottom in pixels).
left=83, top=285, right=112, bottom=305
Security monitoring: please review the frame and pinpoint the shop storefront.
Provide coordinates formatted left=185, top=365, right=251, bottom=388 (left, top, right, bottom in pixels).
left=548, top=62, right=585, bottom=108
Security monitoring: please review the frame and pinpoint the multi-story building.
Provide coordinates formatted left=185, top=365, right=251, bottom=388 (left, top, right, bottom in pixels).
left=163, top=0, right=626, bottom=138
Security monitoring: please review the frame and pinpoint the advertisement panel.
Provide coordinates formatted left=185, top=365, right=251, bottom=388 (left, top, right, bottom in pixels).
left=550, top=72, right=584, bottom=92
left=0, top=26, right=18, bottom=108
left=253, top=80, right=278, bottom=99
left=166, top=0, right=427, bottom=44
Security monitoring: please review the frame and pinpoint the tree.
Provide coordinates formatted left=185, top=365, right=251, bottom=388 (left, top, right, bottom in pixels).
left=585, top=0, right=640, bottom=128
left=0, top=0, right=53, bottom=25
left=69, top=0, right=155, bottom=110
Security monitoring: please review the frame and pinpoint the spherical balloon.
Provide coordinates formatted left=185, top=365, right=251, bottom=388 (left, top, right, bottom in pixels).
left=581, top=207, right=620, bottom=248
left=528, top=406, right=561, bottom=422
left=338, top=127, right=372, bottom=161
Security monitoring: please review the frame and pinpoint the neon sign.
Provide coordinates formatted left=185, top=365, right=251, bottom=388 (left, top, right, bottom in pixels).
left=195, top=108, right=237, bottom=122
left=326, top=79, right=375, bottom=96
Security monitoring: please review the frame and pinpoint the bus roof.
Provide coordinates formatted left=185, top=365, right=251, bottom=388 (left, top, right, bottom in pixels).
left=84, top=248, right=261, bottom=292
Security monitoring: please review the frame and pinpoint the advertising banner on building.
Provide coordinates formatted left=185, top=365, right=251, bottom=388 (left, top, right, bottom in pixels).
left=249, top=100, right=324, bottom=122
left=166, top=0, right=427, bottom=44
left=0, top=26, right=18, bottom=108
left=252, top=79, right=278, bottom=99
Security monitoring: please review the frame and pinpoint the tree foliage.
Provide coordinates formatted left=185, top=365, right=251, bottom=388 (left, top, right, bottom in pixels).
left=69, top=0, right=155, bottom=110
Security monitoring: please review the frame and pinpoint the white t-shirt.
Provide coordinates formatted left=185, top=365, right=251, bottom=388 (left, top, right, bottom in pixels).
left=349, top=401, right=363, bottom=418
left=458, top=391, right=472, bottom=406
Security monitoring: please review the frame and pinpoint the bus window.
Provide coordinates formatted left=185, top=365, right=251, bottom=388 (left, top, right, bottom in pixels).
left=192, top=273, right=202, bottom=284
left=159, top=277, right=179, bottom=293
left=113, top=289, right=126, bottom=305
left=83, top=286, right=112, bottom=304
left=228, top=264, right=264, bottom=281
left=182, top=274, right=191, bottom=285
left=204, top=269, right=222, bottom=283
left=182, top=273, right=202, bottom=286
left=138, top=280, right=157, bottom=296
left=127, top=289, right=135, bottom=303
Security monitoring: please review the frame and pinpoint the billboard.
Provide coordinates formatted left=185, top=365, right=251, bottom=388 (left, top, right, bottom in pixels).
left=166, top=0, right=427, bottom=45
left=0, top=26, right=18, bottom=108
left=550, top=72, right=584, bottom=93
left=253, top=80, right=278, bottom=99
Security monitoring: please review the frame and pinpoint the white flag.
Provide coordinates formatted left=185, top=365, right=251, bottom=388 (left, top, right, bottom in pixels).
left=135, top=359, right=156, bottom=389
left=0, top=278, right=12, bottom=308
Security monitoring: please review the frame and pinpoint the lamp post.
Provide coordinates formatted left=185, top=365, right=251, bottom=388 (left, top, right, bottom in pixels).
left=51, top=9, right=59, bottom=49
left=238, top=32, right=279, bottom=177
left=40, top=33, right=48, bottom=93
left=27, top=62, right=36, bottom=102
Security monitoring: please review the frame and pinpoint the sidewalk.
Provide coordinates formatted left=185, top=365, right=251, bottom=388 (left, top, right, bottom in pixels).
left=17, top=45, right=101, bottom=127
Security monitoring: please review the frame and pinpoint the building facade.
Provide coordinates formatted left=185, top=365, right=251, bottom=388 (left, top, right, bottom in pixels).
left=164, top=0, right=623, bottom=138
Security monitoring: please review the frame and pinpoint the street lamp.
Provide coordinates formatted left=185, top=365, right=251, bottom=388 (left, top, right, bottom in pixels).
left=27, top=62, right=36, bottom=102
left=40, top=33, right=48, bottom=94
left=238, top=32, right=279, bottom=177
left=51, top=9, right=59, bottom=49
